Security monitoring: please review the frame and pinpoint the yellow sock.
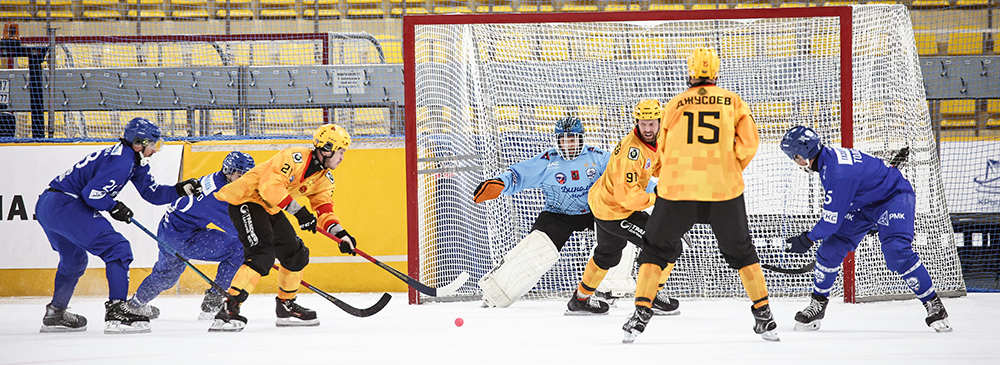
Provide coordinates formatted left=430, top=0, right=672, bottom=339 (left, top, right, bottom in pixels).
left=277, top=266, right=304, bottom=300
left=657, top=263, right=675, bottom=291
left=634, top=263, right=662, bottom=308
left=738, top=263, right=770, bottom=309
left=228, top=265, right=261, bottom=299
left=576, top=258, right=608, bottom=298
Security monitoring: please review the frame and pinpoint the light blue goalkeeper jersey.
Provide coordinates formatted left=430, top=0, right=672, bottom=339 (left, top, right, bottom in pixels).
left=495, top=146, right=609, bottom=215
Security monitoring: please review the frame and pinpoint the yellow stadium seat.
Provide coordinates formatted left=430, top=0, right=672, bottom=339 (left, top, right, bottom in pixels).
left=735, top=2, right=772, bottom=8
left=491, top=36, right=531, bottom=62
left=574, top=105, right=603, bottom=121
left=822, top=1, right=855, bottom=6
left=581, top=36, right=615, bottom=60
left=955, top=0, right=988, bottom=5
left=778, top=2, right=813, bottom=7
left=535, top=105, right=566, bottom=121
left=303, top=0, right=340, bottom=18
left=720, top=34, right=757, bottom=58
left=539, top=38, right=569, bottom=61
left=691, top=3, right=728, bottom=10
left=349, top=0, right=386, bottom=18
left=996, top=33, right=1000, bottom=54
left=648, top=3, right=684, bottom=10
left=910, top=0, right=949, bottom=7
left=215, top=0, right=253, bottom=19
left=914, top=30, right=939, bottom=56
left=0, top=0, right=33, bottom=18
left=391, top=6, right=429, bottom=16
left=515, top=4, right=554, bottom=12
left=432, top=5, right=470, bottom=14
left=375, top=36, right=402, bottom=64
left=35, top=0, right=75, bottom=18
left=939, top=99, right=977, bottom=129
left=561, top=1, right=599, bottom=12
left=171, top=0, right=209, bottom=18
left=604, top=3, right=641, bottom=11
left=126, top=0, right=165, bottom=18
left=947, top=29, right=983, bottom=56
left=260, top=0, right=297, bottom=18
left=494, top=105, right=519, bottom=121
left=633, top=36, right=668, bottom=60
left=475, top=5, right=512, bottom=12
left=811, top=28, right=839, bottom=57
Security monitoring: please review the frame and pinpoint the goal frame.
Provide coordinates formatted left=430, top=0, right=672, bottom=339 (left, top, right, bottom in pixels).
left=403, top=7, right=855, bottom=305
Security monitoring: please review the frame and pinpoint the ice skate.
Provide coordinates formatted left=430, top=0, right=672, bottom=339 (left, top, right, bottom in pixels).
left=622, top=306, right=653, bottom=344
left=199, top=289, right=226, bottom=321
left=794, top=293, right=828, bottom=331
left=751, top=304, right=780, bottom=341
left=565, top=291, right=609, bottom=316
left=125, top=298, right=160, bottom=320
left=923, top=295, right=952, bottom=333
left=275, top=297, right=319, bottom=327
left=40, top=303, right=87, bottom=333
left=104, top=299, right=151, bottom=334
left=650, top=291, right=680, bottom=316
left=209, top=297, right=246, bottom=332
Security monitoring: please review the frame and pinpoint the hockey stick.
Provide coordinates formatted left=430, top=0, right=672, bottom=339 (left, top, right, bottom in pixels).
left=271, top=265, right=391, bottom=317
left=317, top=229, right=470, bottom=297
left=129, top=218, right=232, bottom=299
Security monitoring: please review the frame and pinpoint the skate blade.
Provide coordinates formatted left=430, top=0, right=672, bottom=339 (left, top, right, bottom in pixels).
left=930, top=319, right=953, bottom=333
left=622, top=329, right=640, bottom=344
left=208, top=319, right=246, bottom=332
left=198, top=311, right=217, bottom=321
left=40, top=325, right=87, bottom=333
left=564, top=310, right=609, bottom=316
left=759, top=330, right=780, bottom=342
left=275, top=318, right=320, bottom=327
left=651, top=308, right=680, bottom=316
left=104, top=320, right=151, bottom=334
left=794, top=320, right=821, bottom=331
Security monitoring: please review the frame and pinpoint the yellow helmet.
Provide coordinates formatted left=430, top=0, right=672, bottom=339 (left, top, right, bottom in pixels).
left=632, top=99, right=663, bottom=120
left=687, top=47, right=720, bottom=79
left=313, top=124, right=351, bottom=152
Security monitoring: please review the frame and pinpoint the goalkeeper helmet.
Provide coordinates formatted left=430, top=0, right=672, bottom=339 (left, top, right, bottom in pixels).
left=122, top=117, right=162, bottom=150
left=633, top=99, right=663, bottom=120
left=221, top=151, right=255, bottom=176
left=313, top=124, right=351, bottom=152
left=780, top=125, right=823, bottom=161
left=687, top=47, right=720, bottom=79
left=554, top=116, right=584, bottom=161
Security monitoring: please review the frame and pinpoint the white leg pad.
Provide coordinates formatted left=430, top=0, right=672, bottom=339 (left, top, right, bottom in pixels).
left=479, top=230, right=559, bottom=308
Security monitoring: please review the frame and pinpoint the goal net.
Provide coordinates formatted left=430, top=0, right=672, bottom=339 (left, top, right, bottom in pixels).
left=404, top=5, right=966, bottom=304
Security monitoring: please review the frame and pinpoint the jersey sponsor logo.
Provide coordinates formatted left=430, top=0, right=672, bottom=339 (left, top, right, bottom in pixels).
left=89, top=189, right=106, bottom=200
left=627, top=147, right=639, bottom=161
left=299, top=186, right=308, bottom=193
left=110, top=144, right=123, bottom=156
left=835, top=147, right=853, bottom=165
left=555, top=172, right=566, bottom=184
left=844, top=213, right=854, bottom=221
left=821, top=209, right=837, bottom=224
left=644, top=158, right=651, bottom=170
left=586, top=167, right=597, bottom=180
left=571, top=170, right=580, bottom=180
left=292, top=152, right=304, bottom=163
left=878, top=211, right=906, bottom=226
left=541, top=152, right=551, bottom=160
left=619, top=219, right=645, bottom=238
left=905, top=276, right=920, bottom=292
left=239, top=204, right=259, bottom=247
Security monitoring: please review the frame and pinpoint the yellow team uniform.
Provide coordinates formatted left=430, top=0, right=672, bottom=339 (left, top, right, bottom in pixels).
left=656, top=84, right=758, bottom=201
left=216, top=146, right=341, bottom=231
left=589, top=128, right=661, bottom=221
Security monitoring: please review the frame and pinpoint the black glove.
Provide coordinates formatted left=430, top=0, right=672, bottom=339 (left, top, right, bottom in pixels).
left=328, top=224, right=356, bottom=255
left=294, top=208, right=317, bottom=233
left=108, top=201, right=133, bottom=223
left=175, top=178, right=203, bottom=196
left=785, top=232, right=814, bottom=254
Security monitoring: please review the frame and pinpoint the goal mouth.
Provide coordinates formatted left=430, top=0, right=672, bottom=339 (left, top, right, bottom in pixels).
left=404, top=6, right=965, bottom=305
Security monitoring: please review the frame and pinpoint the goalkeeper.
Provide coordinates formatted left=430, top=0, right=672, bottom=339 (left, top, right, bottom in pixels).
left=472, top=116, right=609, bottom=308
left=210, top=124, right=357, bottom=332
left=623, top=48, right=775, bottom=343
left=566, top=99, right=680, bottom=316
left=779, top=125, right=951, bottom=333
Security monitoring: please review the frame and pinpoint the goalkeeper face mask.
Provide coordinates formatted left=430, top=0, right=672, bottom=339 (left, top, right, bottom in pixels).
left=556, top=133, right=583, bottom=160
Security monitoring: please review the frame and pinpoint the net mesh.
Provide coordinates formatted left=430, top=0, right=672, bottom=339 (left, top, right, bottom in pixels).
left=410, top=5, right=966, bottom=303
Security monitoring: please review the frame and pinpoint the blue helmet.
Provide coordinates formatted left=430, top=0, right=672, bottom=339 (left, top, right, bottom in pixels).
left=122, top=117, right=161, bottom=147
left=554, top=116, right=585, bottom=160
left=779, top=125, right=823, bottom=161
left=221, top=151, right=255, bottom=176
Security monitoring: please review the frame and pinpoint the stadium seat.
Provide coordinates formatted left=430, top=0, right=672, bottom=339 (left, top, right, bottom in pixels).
left=494, top=105, right=520, bottom=121
left=582, top=35, right=615, bottom=60
left=432, top=4, right=470, bottom=14
left=910, top=0, right=950, bottom=8
left=375, top=35, right=402, bottom=63
left=735, top=2, right=773, bottom=8
left=171, top=0, right=210, bottom=19
left=490, top=36, right=531, bottom=62
left=632, top=36, right=668, bottom=59
left=303, top=0, right=340, bottom=18
left=278, top=42, right=318, bottom=65
left=946, top=28, right=983, bottom=56
left=604, top=2, right=641, bottom=11
left=35, top=0, right=75, bottom=19
left=822, top=1, right=855, bottom=6
left=691, top=3, right=728, bottom=9
left=720, top=34, right=757, bottom=58
left=575, top=104, right=602, bottom=121
left=126, top=0, right=166, bottom=18
left=750, top=101, right=793, bottom=131
left=939, top=99, right=977, bottom=129
left=648, top=2, right=684, bottom=11
left=561, top=1, right=599, bottom=12
left=811, top=28, right=839, bottom=57
left=474, top=0, right=510, bottom=13
left=914, top=29, right=939, bottom=56
left=535, top=105, right=566, bottom=121
left=0, top=0, right=33, bottom=19
left=986, top=100, right=1000, bottom=128
left=260, top=0, right=297, bottom=18
left=778, top=2, right=814, bottom=7
left=215, top=0, right=253, bottom=19
left=515, top=4, right=554, bottom=12
left=955, top=0, right=989, bottom=6
left=539, top=38, right=569, bottom=61
left=82, top=0, right=121, bottom=19
left=348, top=0, right=386, bottom=18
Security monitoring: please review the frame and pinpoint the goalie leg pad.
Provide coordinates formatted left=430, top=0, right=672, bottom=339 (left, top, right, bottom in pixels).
left=479, top=230, right=559, bottom=308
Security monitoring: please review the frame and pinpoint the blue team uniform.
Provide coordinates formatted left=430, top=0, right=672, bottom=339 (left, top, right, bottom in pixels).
left=36, top=142, right=180, bottom=308
left=132, top=171, right=244, bottom=304
left=807, top=146, right=936, bottom=301
left=496, top=146, right=609, bottom=215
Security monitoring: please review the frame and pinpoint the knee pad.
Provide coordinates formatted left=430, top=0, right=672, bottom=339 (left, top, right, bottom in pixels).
left=280, top=243, right=310, bottom=272
left=244, top=253, right=275, bottom=276
left=479, top=230, right=559, bottom=308
left=881, top=241, right=920, bottom=274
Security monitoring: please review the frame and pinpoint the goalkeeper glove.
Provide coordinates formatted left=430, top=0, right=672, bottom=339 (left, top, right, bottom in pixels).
left=473, top=178, right=504, bottom=204
left=784, top=232, right=814, bottom=254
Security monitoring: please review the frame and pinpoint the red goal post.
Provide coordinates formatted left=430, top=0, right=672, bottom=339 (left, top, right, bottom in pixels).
left=403, top=6, right=964, bottom=305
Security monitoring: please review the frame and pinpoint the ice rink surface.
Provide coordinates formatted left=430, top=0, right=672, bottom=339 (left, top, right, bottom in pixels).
left=1, top=292, right=997, bottom=365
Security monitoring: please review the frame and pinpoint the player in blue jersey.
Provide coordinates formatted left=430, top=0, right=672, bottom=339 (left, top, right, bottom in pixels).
left=126, top=151, right=256, bottom=321
left=36, top=117, right=203, bottom=334
left=473, top=116, right=609, bottom=308
left=779, top=125, right=952, bottom=333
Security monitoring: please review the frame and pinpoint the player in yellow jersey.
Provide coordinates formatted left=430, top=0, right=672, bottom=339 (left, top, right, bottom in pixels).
left=566, top=99, right=679, bottom=316
left=209, top=124, right=356, bottom=332
left=622, top=48, right=776, bottom=343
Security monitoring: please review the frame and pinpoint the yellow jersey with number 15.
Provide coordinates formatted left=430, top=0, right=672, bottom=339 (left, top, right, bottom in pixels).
left=656, top=84, right=758, bottom=202
left=215, top=146, right=341, bottom=230
left=588, top=128, right=660, bottom=221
